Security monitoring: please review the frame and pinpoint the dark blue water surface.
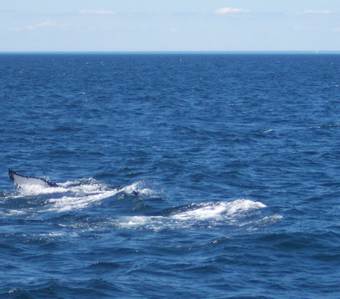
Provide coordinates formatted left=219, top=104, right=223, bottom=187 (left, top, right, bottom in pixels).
left=1, top=54, right=340, bottom=298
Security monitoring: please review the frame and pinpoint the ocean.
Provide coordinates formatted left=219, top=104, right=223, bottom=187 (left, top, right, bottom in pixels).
left=0, top=54, right=340, bottom=298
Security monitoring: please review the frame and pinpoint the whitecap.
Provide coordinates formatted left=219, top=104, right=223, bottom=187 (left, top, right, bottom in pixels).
left=263, top=129, right=273, bottom=134
left=16, top=184, right=68, bottom=196
left=172, top=199, right=266, bottom=221
left=6, top=178, right=157, bottom=213
left=47, top=189, right=119, bottom=212
left=116, top=199, right=268, bottom=231
left=118, top=181, right=155, bottom=197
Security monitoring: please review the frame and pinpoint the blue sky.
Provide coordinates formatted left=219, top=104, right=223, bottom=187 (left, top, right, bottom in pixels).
left=1, top=0, right=339, bottom=52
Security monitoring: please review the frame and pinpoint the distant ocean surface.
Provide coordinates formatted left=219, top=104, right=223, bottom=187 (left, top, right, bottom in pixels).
left=0, top=54, right=340, bottom=298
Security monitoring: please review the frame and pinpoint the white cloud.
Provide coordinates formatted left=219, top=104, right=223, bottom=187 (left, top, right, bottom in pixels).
left=214, top=7, right=249, bottom=16
left=12, top=21, right=63, bottom=32
left=79, top=9, right=115, bottom=16
left=303, top=9, right=333, bottom=15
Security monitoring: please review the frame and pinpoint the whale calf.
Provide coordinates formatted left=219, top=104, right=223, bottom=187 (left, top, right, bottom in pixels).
left=8, top=169, right=59, bottom=188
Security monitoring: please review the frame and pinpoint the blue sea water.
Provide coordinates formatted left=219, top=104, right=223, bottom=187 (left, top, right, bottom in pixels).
left=0, top=54, right=340, bottom=298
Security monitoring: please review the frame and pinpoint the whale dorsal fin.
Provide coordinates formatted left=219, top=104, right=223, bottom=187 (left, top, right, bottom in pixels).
left=8, top=169, right=58, bottom=188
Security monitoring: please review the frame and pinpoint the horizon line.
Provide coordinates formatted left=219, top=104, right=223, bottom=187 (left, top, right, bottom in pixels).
left=0, top=50, right=340, bottom=55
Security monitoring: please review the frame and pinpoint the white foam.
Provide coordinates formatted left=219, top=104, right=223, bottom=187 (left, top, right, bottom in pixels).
left=258, top=214, right=283, bottom=224
left=9, top=178, right=156, bottom=213
left=42, top=232, right=65, bottom=237
left=172, top=199, right=266, bottom=221
left=16, top=178, right=109, bottom=197
left=118, top=181, right=155, bottom=196
left=263, top=129, right=273, bottom=134
left=59, top=179, right=107, bottom=192
left=17, top=184, right=68, bottom=196
left=47, top=190, right=119, bottom=212
left=0, top=209, right=27, bottom=216
left=116, top=199, right=268, bottom=230
left=116, top=215, right=168, bottom=231
left=45, top=180, right=144, bottom=212
left=118, top=216, right=163, bottom=228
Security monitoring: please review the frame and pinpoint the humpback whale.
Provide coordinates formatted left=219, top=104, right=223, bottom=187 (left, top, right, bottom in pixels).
left=8, top=169, right=59, bottom=188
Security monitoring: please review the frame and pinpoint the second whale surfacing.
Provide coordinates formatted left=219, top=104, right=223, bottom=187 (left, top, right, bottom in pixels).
left=8, top=169, right=59, bottom=189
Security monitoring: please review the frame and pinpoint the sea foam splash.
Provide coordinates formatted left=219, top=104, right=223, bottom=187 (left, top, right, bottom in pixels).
left=3, top=179, right=281, bottom=231
left=115, top=199, right=275, bottom=231
left=8, top=179, right=155, bottom=213
left=47, top=180, right=155, bottom=212
left=118, top=181, right=155, bottom=197
left=47, top=190, right=120, bottom=212
left=172, top=199, right=266, bottom=221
